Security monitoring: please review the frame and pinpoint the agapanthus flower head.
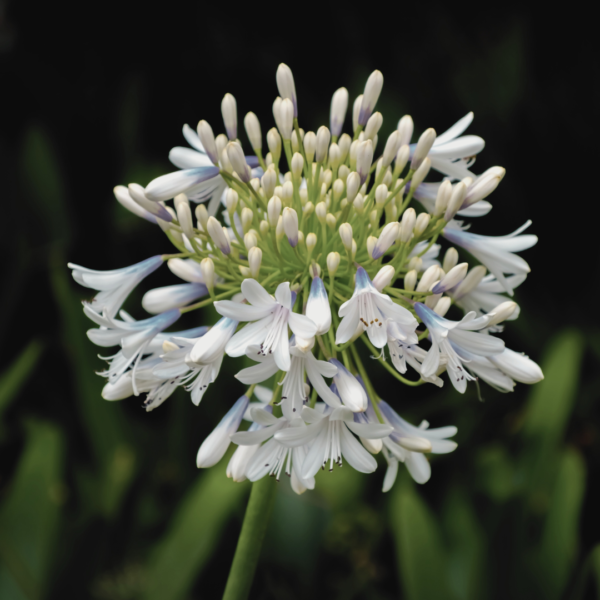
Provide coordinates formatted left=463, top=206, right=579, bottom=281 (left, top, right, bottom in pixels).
left=69, top=62, right=543, bottom=494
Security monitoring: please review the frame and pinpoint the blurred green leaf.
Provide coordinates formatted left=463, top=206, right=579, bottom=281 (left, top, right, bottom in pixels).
left=389, top=474, right=457, bottom=600
left=48, top=252, right=133, bottom=518
left=19, top=125, right=70, bottom=244
left=0, top=340, right=43, bottom=419
left=142, top=465, right=248, bottom=600
left=519, top=330, right=583, bottom=497
left=534, top=448, right=585, bottom=600
left=474, top=444, right=515, bottom=503
left=0, top=420, right=64, bottom=600
left=315, top=462, right=365, bottom=510
left=443, top=487, right=487, bottom=600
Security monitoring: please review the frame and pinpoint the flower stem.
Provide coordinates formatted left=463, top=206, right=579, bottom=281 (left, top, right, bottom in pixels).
left=222, top=478, right=277, bottom=600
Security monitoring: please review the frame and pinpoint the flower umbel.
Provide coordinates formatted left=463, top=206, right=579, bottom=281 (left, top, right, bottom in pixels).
left=70, top=63, right=543, bottom=495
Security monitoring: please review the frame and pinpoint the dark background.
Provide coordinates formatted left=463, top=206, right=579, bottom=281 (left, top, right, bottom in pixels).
left=0, top=2, right=598, bottom=599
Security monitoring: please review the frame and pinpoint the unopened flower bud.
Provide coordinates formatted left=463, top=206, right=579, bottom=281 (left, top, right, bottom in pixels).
left=369, top=209, right=378, bottom=230
left=162, top=340, right=179, bottom=354
left=410, top=157, right=431, bottom=189
left=303, top=202, right=314, bottom=217
left=410, top=128, right=436, bottom=170
left=414, top=212, right=430, bottom=237
left=225, top=188, right=239, bottom=214
left=397, top=115, right=414, bottom=146
left=281, top=181, right=294, bottom=206
left=282, top=207, right=299, bottom=247
left=221, top=93, right=237, bottom=140
left=306, top=232, right=317, bottom=252
left=227, top=142, right=251, bottom=183
left=247, top=246, right=262, bottom=279
left=244, top=112, right=261, bottom=151
left=249, top=178, right=260, bottom=192
left=328, top=143, right=341, bottom=169
left=277, top=98, right=294, bottom=140
left=353, top=194, right=365, bottom=214
left=207, top=216, right=231, bottom=254
left=259, top=220, right=269, bottom=237
left=463, top=166, right=506, bottom=207
left=215, top=134, right=228, bottom=159
left=267, top=195, right=282, bottom=227
left=239, top=266, right=251, bottom=277
left=434, top=297, right=452, bottom=317
left=289, top=153, right=303, bottom=180
left=381, top=130, right=401, bottom=167
left=453, top=265, right=487, bottom=298
left=239, top=207, right=252, bottom=233
left=372, top=265, right=395, bottom=291
left=416, top=265, right=443, bottom=292
left=315, top=201, right=327, bottom=223
left=175, top=195, right=194, bottom=240
left=315, top=126, right=331, bottom=163
left=407, top=256, right=422, bottom=272
left=399, top=208, right=416, bottom=243
left=339, top=223, right=353, bottom=250
left=352, top=94, right=363, bottom=133
left=364, top=112, right=383, bottom=141
left=432, top=262, right=468, bottom=294
left=197, top=120, right=219, bottom=165
left=195, top=204, right=209, bottom=231
left=329, top=87, right=349, bottom=138
left=276, top=63, right=297, bottom=116
left=404, top=269, right=418, bottom=291
left=344, top=171, right=360, bottom=203
left=326, top=213, right=337, bottom=230
left=443, top=248, right=459, bottom=273
left=395, top=144, right=410, bottom=175
left=487, top=301, right=518, bottom=326
left=444, top=182, right=468, bottom=221
left=303, top=131, right=316, bottom=163
left=309, top=262, right=321, bottom=278
left=259, top=169, right=275, bottom=200
left=338, top=133, right=351, bottom=160
left=375, top=184, right=388, bottom=207
left=434, top=180, right=453, bottom=217
left=276, top=215, right=284, bottom=240
left=200, top=258, right=215, bottom=291
left=351, top=239, right=357, bottom=259
left=359, top=70, right=383, bottom=126
left=267, top=128, right=282, bottom=163
left=366, top=235, right=378, bottom=259
left=243, top=231, right=257, bottom=251
left=372, top=222, right=400, bottom=259
left=327, top=252, right=340, bottom=277
left=356, top=140, right=373, bottom=184
left=332, top=179, right=344, bottom=203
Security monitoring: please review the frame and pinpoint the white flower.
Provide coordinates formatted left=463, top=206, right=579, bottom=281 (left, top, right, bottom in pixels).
left=418, top=112, right=485, bottom=180
left=189, top=317, right=238, bottom=364
left=442, top=221, right=537, bottom=295
left=379, top=400, right=457, bottom=487
left=328, top=359, right=368, bottom=412
left=452, top=272, right=526, bottom=321
left=231, top=409, right=315, bottom=494
left=197, top=395, right=249, bottom=468
left=336, top=267, right=417, bottom=349
left=488, top=347, right=544, bottom=384
left=274, top=405, right=392, bottom=479
left=69, top=256, right=163, bottom=318
left=236, top=337, right=340, bottom=418
left=215, top=279, right=317, bottom=371
left=414, top=302, right=504, bottom=393
left=142, top=282, right=208, bottom=314
left=414, top=182, right=492, bottom=218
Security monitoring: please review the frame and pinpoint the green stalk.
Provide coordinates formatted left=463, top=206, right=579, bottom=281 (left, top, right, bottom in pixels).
left=222, top=477, right=278, bottom=600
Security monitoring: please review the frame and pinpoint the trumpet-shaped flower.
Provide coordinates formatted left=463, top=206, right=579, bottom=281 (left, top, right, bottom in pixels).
left=215, top=279, right=317, bottom=371
left=69, top=256, right=163, bottom=318
left=336, top=267, right=417, bottom=349
left=443, top=221, right=537, bottom=295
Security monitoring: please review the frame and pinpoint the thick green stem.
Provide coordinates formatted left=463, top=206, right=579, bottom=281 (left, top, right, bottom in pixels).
left=222, top=477, right=277, bottom=600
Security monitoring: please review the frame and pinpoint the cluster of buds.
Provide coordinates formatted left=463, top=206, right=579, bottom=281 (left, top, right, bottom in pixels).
left=69, top=64, right=542, bottom=494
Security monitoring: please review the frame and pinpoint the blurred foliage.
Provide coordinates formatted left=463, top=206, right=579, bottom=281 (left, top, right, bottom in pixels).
left=0, top=3, right=597, bottom=599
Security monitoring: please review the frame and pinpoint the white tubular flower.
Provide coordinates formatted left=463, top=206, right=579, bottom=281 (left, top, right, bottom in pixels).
left=330, top=87, right=348, bottom=137
left=142, top=283, right=208, bottom=314
left=305, top=277, right=332, bottom=335
left=336, top=267, right=417, bottom=349
left=415, top=302, right=505, bottom=393
left=462, top=166, right=505, bottom=208
left=227, top=419, right=263, bottom=482
left=453, top=272, right=525, bottom=322
left=431, top=262, right=468, bottom=294
left=215, top=279, right=317, bottom=371
left=189, top=316, right=238, bottom=364
left=276, top=63, right=298, bottom=116
left=386, top=332, right=444, bottom=387
left=358, top=70, right=384, bottom=126
left=372, top=222, right=400, bottom=259
left=488, top=347, right=544, bottom=384
left=244, top=112, right=262, bottom=151
left=84, top=305, right=181, bottom=387
left=426, top=112, right=485, bottom=180
left=274, top=405, right=392, bottom=479
left=236, top=338, right=340, bottom=417
left=329, top=360, right=368, bottom=412
left=113, top=185, right=159, bottom=224
left=197, top=395, right=249, bottom=468
left=414, top=181, right=492, bottom=218
left=232, top=409, right=315, bottom=493
left=442, top=221, right=537, bottom=295
left=379, top=401, right=457, bottom=487
left=68, top=256, right=163, bottom=318
left=117, top=184, right=173, bottom=222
